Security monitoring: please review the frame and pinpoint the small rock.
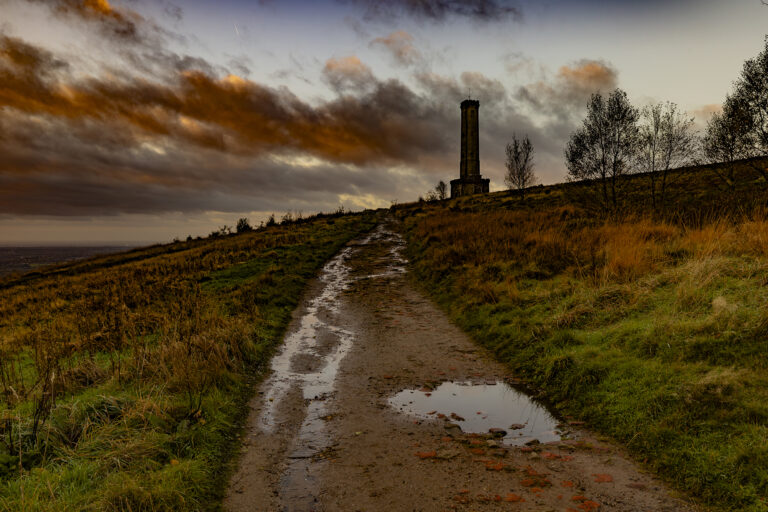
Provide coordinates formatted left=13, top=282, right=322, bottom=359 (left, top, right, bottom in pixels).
left=436, top=448, right=460, bottom=460
left=509, top=423, right=526, bottom=430
left=489, top=428, right=507, bottom=437
left=525, top=439, right=540, bottom=446
left=444, top=422, right=463, bottom=436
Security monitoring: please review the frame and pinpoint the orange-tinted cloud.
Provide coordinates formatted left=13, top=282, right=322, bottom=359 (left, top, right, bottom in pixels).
left=0, top=2, right=597, bottom=218
left=556, top=60, right=617, bottom=97
left=322, top=56, right=376, bottom=92
left=0, top=35, right=450, bottom=166
left=516, top=59, right=618, bottom=119
left=692, top=103, right=722, bottom=127
left=371, top=31, right=421, bottom=66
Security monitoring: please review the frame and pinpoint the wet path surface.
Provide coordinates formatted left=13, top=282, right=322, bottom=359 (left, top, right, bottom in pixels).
left=225, top=221, right=698, bottom=512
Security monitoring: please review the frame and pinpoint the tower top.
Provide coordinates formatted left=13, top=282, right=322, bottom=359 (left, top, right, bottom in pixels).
left=460, top=98, right=479, bottom=109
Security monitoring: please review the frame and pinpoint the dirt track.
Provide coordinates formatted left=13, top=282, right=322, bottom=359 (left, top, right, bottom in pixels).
left=224, top=222, right=698, bottom=512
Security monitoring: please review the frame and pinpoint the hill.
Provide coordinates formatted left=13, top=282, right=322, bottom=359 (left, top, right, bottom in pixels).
left=394, top=159, right=768, bottom=511
left=1, top=156, right=767, bottom=510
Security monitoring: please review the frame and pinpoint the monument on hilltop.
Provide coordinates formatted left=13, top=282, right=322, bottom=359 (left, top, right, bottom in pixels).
left=450, top=99, right=490, bottom=198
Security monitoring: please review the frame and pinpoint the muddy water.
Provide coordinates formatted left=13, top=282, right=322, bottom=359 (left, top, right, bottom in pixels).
left=389, top=381, right=561, bottom=445
left=233, top=225, right=406, bottom=510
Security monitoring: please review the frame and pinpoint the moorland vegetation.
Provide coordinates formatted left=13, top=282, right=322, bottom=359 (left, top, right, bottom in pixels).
left=0, top=211, right=375, bottom=511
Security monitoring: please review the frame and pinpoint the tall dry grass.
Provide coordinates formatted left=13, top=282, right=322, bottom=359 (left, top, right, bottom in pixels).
left=407, top=206, right=768, bottom=289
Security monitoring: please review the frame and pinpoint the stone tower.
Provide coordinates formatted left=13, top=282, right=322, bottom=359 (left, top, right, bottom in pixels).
left=451, top=99, right=489, bottom=198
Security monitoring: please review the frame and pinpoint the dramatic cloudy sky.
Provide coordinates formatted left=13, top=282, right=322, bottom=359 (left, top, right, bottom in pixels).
left=1, top=0, right=767, bottom=243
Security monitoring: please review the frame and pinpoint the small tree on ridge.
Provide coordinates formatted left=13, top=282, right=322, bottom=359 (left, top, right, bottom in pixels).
left=435, top=180, right=447, bottom=200
left=636, top=102, right=697, bottom=212
left=504, top=134, right=536, bottom=200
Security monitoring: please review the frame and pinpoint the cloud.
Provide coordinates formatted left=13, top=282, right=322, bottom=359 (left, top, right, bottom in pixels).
left=29, top=0, right=145, bottom=42
left=502, top=51, right=543, bottom=78
left=370, top=31, right=421, bottom=66
left=343, top=0, right=522, bottom=23
left=322, top=55, right=376, bottom=92
left=0, top=31, right=457, bottom=216
left=414, top=71, right=507, bottom=107
left=516, top=59, right=618, bottom=121
left=691, top=103, right=721, bottom=128
left=0, top=33, right=456, bottom=165
left=0, top=100, right=421, bottom=216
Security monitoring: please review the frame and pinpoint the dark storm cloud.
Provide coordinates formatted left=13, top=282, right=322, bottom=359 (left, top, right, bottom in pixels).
left=0, top=29, right=452, bottom=215
left=0, top=108, right=410, bottom=216
left=342, top=0, right=522, bottom=23
left=29, top=0, right=147, bottom=43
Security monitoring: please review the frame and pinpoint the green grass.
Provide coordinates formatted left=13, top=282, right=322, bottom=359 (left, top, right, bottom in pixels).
left=0, top=212, right=377, bottom=511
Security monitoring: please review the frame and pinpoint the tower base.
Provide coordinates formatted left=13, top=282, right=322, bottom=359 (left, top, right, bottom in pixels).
left=450, top=176, right=489, bottom=198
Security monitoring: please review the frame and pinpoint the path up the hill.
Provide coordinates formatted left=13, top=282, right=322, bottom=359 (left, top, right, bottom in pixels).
left=224, top=222, right=698, bottom=512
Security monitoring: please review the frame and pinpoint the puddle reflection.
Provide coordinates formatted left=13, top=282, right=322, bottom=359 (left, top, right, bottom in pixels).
left=389, top=381, right=561, bottom=446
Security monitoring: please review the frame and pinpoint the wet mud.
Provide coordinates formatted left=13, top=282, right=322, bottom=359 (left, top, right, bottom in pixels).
left=225, top=221, right=699, bottom=512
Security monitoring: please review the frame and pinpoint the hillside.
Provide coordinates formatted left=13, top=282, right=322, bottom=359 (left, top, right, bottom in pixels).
left=0, top=212, right=377, bottom=510
left=1, top=156, right=767, bottom=510
left=394, top=159, right=768, bottom=511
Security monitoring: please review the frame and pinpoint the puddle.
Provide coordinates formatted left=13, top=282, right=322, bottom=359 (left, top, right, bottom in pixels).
left=259, top=246, right=355, bottom=432
left=388, top=381, right=562, bottom=446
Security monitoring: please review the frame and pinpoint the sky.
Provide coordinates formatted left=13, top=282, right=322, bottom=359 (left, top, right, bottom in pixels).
left=1, top=0, right=767, bottom=244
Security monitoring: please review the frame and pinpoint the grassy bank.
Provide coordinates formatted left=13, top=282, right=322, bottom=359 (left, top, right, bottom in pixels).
left=397, top=189, right=768, bottom=511
left=0, top=212, right=376, bottom=511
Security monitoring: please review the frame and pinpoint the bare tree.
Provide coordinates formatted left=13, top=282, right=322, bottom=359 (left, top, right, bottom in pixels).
left=504, top=134, right=536, bottom=200
left=435, top=180, right=447, bottom=200
left=636, top=102, right=697, bottom=212
left=565, top=89, right=640, bottom=212
left=702, top=94, right=754, bottom=190
left=727, top=37, right=768, bottom=181
left=236, top=217, right=252, bottom=233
